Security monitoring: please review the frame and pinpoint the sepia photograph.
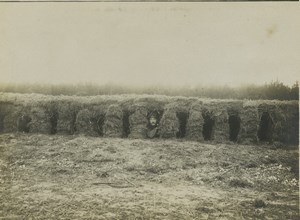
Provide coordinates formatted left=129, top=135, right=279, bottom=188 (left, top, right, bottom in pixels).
left=0, top=2, right=299, bottom=219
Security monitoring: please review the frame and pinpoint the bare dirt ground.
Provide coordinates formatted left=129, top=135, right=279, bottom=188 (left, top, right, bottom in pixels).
left=0, top=133, right=299, bottom=220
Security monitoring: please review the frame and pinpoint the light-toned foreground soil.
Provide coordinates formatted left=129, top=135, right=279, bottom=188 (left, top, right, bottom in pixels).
left=0, top=134, right=298, bottom=220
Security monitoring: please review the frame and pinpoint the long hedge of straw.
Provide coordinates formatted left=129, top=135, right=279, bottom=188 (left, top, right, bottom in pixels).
left=0, top=93, right=298, bottom=145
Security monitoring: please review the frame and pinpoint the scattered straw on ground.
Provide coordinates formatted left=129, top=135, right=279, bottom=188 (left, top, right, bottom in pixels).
left=0, top=133, right=298, bottom=219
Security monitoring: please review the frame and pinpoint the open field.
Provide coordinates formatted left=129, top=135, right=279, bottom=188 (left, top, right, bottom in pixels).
left=0, top=133, right=298, bottom=219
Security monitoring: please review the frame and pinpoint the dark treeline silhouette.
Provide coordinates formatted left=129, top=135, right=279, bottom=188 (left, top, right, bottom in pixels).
left=0, top=81, right=298, bottom=101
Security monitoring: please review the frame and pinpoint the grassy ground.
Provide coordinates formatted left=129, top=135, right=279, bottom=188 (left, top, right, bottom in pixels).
left=0, top=133, right=299, bottom=219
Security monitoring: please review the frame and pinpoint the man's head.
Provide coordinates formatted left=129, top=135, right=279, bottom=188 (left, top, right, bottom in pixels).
left=148, top=111, right=159, bottom=127
left=149, top=115, right=158, bottom=127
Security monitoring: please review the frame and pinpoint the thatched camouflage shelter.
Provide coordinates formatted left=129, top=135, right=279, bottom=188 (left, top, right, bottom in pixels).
left=0, top=93, right=298, bottom=146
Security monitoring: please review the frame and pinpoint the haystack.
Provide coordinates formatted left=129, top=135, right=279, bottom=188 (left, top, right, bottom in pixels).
left=259, top=102, right=299, bottom=144
left=128, top=105, right=148, bottom=139
left=103, top=104, right=123, bottom=138
left=0, top=103, right=12, bottom=132
left=283, top=103, right=299, bottom=145
left=186, top=103, right=204, bottom=141
left=11, top=105, right=33, bottom=133
left=75, top=109, right=95, bottom=136
left=239, top=101, right=259, bottom=144
left=75, top=106, right=105, bottom=136
left=2, top=104, right=24, bottom=133
left=0, top=107, right=4, bottom=132
left=159, top=104, right=179, bottom=139
left=213, top=109, right=229, bottom=142
left=29, top=106, right=52, bottom=134
left=56, top=101, right=79, bottom=135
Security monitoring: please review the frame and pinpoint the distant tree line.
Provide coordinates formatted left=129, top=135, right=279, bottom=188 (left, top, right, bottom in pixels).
left=0, top=81, right=298, bottom=101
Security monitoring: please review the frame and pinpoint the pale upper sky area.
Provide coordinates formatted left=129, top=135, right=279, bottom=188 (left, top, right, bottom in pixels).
left=0, top=3, right=299, bottom=87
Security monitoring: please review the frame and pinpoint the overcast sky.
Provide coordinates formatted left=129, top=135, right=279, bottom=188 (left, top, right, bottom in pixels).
left=0, top=3, right=299, bottom=87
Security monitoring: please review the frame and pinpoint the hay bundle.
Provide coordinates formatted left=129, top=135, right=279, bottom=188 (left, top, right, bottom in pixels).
left=213, top=108, right=229, bottom=142
left=56, top=102, right=79, bottom=135
left=75, top=107, right=105, bottom=136
left=2, top=104, right=24, bottom=133
left=75, top=109, right=95, bottom=136
left=265, top=102, right=298, bottom=144
left=239, top=102, right=259, bottom=143
left=128, top=105, right=148, bottom=139
left=29, top=106, right=52, bottom=134
left=159, top=105, right=179, bottom=139
left=0, top=113, right=4, bottom=133
left=0, top=103, right=11, bottom=132
left=103, top=104, right=123, bottom=138
left=284, top=103, right=299, bottom=145
left=186, top=103, right=204, bottom=141
left=271, top=108, right=286, bottom=143
left=8, top=105, right=32, bottom=133
left=256, top=103, right=297, bottom=144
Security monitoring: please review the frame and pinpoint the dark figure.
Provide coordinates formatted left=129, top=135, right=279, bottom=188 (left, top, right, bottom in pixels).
left=147, top=111, right=160, bottom=138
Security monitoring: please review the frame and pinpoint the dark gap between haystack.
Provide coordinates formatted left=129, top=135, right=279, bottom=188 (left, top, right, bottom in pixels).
left=229, top=115, right=241, bottom=142
left=18, top=115, right=32, bottom=133
left=0, top=113, right=4, bottom=132
left=258, top=112, right=274, bottom=142
left=96, top=115, right=105, bottom=136
left=176, top=112, right=189, bottom=138
left=202, top=113, right=215, bottom=140
left=70, top=112, right=77, bottom=134
left=122, top=111, right=131, bottom=138
left=50, top=110, right=58, bottom=134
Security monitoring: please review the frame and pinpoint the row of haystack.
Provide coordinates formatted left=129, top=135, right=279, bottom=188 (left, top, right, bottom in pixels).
left=0, top=103, right=53, bottom=134
left=0, top=101, right=124, bottom=138
left=0, top=99, right=298, bottom=145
